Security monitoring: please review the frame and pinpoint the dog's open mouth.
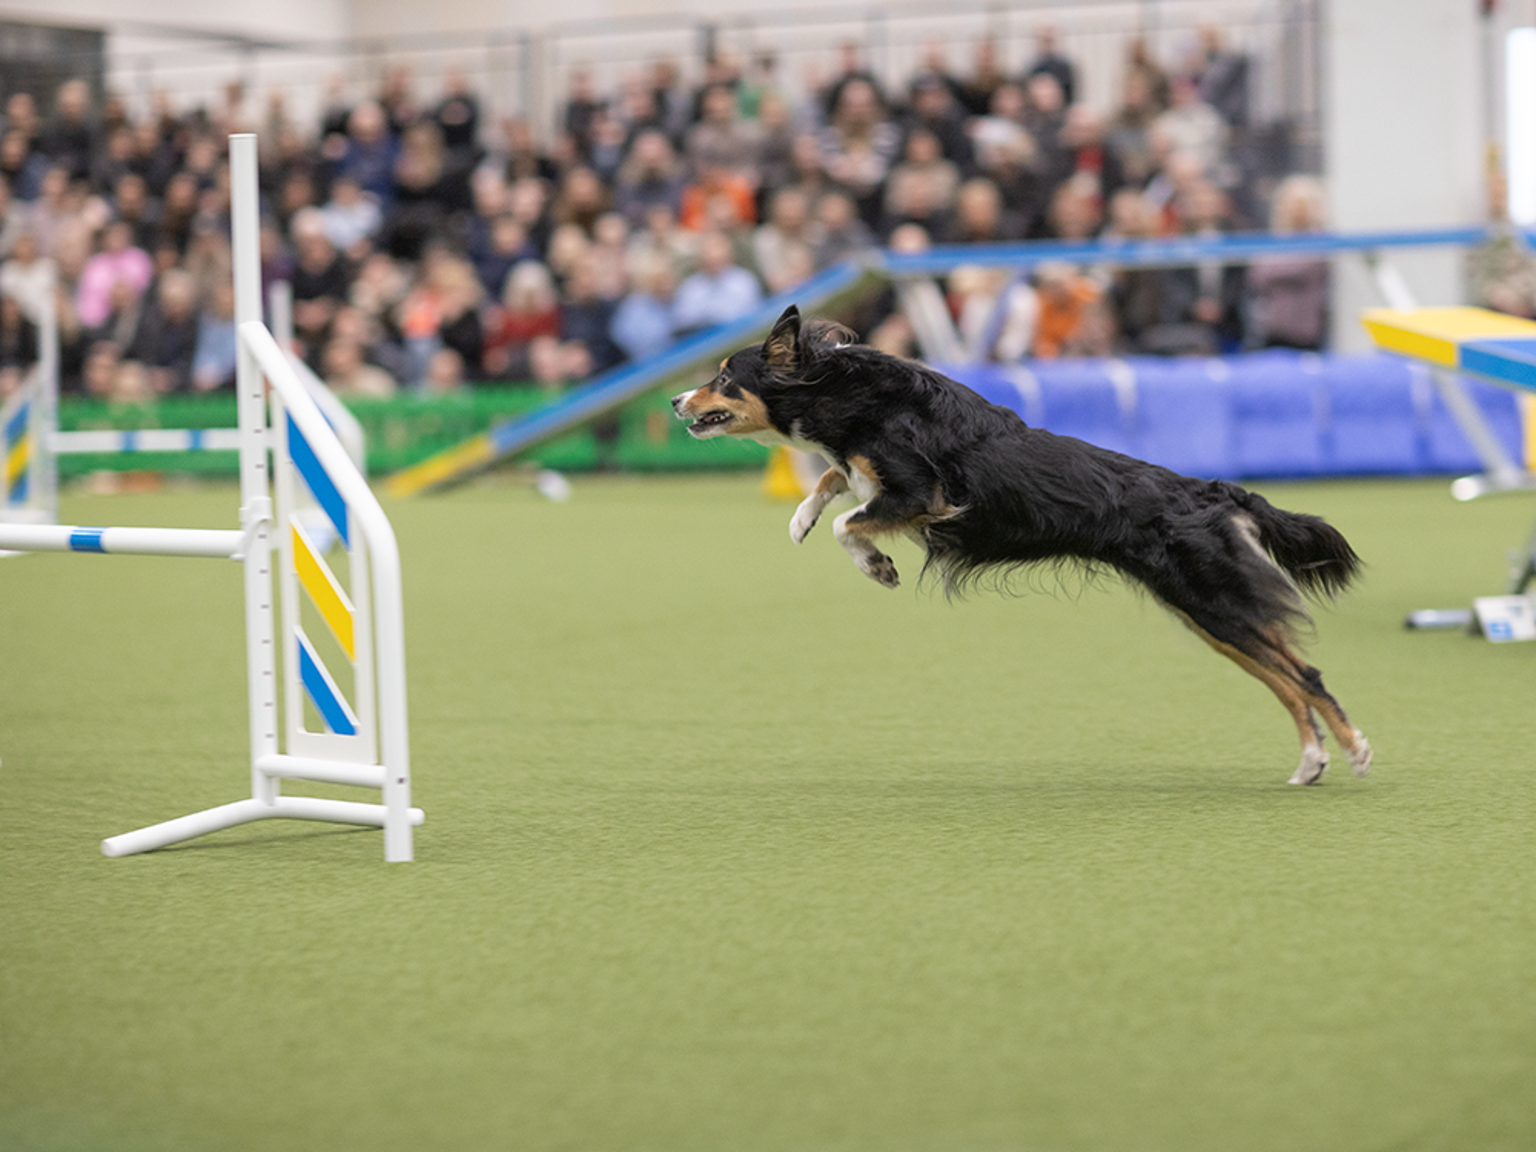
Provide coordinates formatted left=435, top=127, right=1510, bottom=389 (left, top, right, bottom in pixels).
left=687, top=409, right=733, bottom=435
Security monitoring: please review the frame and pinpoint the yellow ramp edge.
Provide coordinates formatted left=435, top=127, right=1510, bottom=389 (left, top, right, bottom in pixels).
left=1362, top=306, right=1536, bottom=368
left=384, top=433, right=497, bottom=498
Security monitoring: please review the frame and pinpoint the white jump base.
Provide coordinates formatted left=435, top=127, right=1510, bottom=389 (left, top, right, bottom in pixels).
left=100, top=796, right=425, bottom=857
left=0, top=134, right=417, bottom=862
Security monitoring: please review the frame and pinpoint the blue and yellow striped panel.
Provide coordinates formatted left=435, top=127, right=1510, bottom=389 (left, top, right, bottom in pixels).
left=4, top=401, right=31, bottom=503
left=286, top=412, right=349, bottom=548
left=291, top=519, right=355, bottom=661
left=297, top=631, right=358, bottom=736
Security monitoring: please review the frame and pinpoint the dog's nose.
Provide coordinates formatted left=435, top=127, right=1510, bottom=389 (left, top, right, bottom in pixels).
left=670, top=391, right=691, bottom=416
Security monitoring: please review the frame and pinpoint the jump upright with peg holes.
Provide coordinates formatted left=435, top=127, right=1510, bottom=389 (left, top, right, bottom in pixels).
left=0, top=134, right=420, bottom=861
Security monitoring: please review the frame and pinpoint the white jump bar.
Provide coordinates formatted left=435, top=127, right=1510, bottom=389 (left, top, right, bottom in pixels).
left=52, top=428, right=246, bottom=454
left=256, top=753, right=386, bottom=789
left=0, top=524, right=243, bottom=558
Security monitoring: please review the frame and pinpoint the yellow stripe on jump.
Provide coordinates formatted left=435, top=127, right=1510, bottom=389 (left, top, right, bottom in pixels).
left=1361, top=306, right=1536, bottom=368
left=5, top=435, right=30, bottom=486
left=382, top=433, right=497, bottom=498
left=291, top=519, right=355, bottom=662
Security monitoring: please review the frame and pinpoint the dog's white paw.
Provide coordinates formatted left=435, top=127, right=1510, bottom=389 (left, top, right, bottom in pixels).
left=1348, top=734, right=1372, bottom=777
left=1288, top=746, right=1329, bottom=786
left=789, top=504, right=820, bottom=544
left=859, top=551, right=900, bottom=589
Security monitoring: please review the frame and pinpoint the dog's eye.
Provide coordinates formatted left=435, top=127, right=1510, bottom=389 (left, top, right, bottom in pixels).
left=719, top=380, right=742, bottom=399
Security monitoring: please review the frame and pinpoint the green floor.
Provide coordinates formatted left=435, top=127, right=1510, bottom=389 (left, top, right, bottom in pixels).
left=2, top=473, right=1533, bottom=1151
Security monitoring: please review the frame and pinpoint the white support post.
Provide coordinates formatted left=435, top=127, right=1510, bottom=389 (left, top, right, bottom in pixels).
left=230, top=133, right=282, bottom=812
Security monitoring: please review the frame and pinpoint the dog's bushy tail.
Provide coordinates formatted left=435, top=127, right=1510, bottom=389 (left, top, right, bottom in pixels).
left=1238, top=490, right=1361, bottom=599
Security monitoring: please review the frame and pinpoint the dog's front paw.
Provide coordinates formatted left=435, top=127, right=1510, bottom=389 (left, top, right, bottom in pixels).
left=859, top=551, right=900, bottom=589
left=789, top=503, right=820, bottom=544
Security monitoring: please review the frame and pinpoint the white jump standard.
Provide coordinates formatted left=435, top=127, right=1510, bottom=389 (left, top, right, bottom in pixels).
left=0, top=134, right=420, bottom=861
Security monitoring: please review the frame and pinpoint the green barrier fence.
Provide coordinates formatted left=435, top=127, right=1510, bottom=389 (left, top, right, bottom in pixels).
left=54, top=384, right=768, bottom=479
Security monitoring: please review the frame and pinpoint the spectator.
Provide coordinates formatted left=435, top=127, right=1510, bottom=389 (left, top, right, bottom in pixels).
left=482, top=259, right=560, bottom=379
left=1193, top=25, right=1250, bottom=129
left=289, top=208, right=354, bottom=355
left=1101, top=189, right=1165, bottom=350
left=76, top=219, right=153, bottom=330
left=901, top=72, right=976, bottom=174
left=388, top=122, right=470, bottom=260
left=469, top=212, right=535, bottom=299
left=813, top=189, right=877, bottom=266
left=322, top=332, right=397, bottom=399
left=754, top=187, right=822, bottom=293
left=941, top=177, right=1018, bottom=245
left=111, top=172, right=159, bottom=251
left=1032, top=262, right=1101, bottom=359
left=0, top=293, right=38, bottom=396
left=626, top=203, right=698, bottom=282
left=819, top=78, right=901, bottom=228
left=328, top=101, right=397, bottom=206
left=1248, top=174, right=1329, bottom=350
left=685, top=83, right=764, bottom=182
left=191, top=279, right=238, bottom=392
left=672, top=230, right=762, bottom=334
left=1146, top=179, right=1244, bottom=354
left=318, top=174, right=382, bottom=257
left=433, top=66, right=482, bottom=157
left=124, top=267, right=200, bottom=393
left=613, top=130, right=686, bottom=225
left=552, top=165, right=610, bottom=236
left=609, top=250, right=677, bottom=362
left=1024, top=25, right=1078, bottom=105
left=0, top=131, right=48, bottom=203
left=0, top=231, right=51, bottom=320
left=1153, top=75, right=1229, bottom=181
left=0, top=175, right=29, bottom=257
left=559, top=258, right=623, bottom=374
left=953, top=38, right=1008, bottom=118
left=679, top=162, right=757, bottom=232
left=394, top=244, right=484, bottom=382
left=883, top=127, right=960, bottom=237
left=1105, top=68, right=1164, bottom=190
left=37, top=80, right=97, bottom=183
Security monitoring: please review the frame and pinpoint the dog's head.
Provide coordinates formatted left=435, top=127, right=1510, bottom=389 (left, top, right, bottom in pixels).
left=671, top=305, right=854, bottom=439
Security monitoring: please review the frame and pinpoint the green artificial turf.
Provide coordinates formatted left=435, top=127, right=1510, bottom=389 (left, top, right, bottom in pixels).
left=1, top=472, right=1533, bottom=1151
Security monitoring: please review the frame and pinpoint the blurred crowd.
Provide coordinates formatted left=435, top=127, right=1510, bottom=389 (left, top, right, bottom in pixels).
left=0, top=26, right=1337, bottom=405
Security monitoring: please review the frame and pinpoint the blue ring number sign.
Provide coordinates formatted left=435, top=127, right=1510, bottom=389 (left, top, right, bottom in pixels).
left=1472, top=595, right=1536, bottom=642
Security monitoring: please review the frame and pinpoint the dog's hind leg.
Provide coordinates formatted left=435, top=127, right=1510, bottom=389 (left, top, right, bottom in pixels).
left=1268, top=644, right=1372, bottom=777
left=1185, top=623, right=1334, bottom=784
left=790, top=468, right=848, bottom=544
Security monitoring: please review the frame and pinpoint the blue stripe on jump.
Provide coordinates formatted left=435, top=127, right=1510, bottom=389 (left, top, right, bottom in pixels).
left=188, top=429, right=204, bottom=451
left=10, top=470, right=27, bottom=503
left=121, top=430, right=137, bottom=452
left=1461, top=338, right=1536, bottom=392
left=69, top=527, right=108, bottom=552
left=286, top=412, right=349, bottom=548
left=298, top=636, right=357, bottom=736
left=5, top=403, right=28, bottom=444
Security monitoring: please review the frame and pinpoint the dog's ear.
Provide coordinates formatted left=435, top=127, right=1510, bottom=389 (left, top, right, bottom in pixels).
left=762, top=305, right=801, bottom=372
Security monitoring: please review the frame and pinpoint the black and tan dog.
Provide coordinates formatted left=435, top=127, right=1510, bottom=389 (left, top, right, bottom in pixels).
left=673, top=305, right=1371, bottom=785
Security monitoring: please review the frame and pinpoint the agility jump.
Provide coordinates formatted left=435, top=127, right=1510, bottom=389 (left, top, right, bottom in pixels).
left=0, top=134, right=419, bottom=861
